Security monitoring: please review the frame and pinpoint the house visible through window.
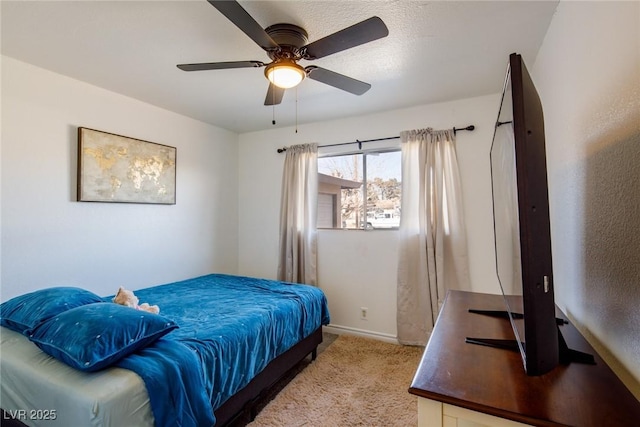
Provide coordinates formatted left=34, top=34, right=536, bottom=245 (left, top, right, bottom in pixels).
left=317, top=150, right=401, bottom=230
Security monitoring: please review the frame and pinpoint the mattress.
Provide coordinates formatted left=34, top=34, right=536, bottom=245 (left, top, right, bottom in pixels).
left=0, top=327, right=154, bottom=427
left=1, top=273, right=330, bottom=426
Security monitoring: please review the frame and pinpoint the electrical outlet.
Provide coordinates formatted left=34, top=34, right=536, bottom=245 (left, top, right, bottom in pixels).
left=360, top=307, right=368, bottom=320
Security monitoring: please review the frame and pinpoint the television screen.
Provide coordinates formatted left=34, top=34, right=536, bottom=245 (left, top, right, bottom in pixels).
left=489, top=53, right=559, bottom=376
left=467, top=53, right=594, bottom=375
left=491, top=100, right=526, bottom=358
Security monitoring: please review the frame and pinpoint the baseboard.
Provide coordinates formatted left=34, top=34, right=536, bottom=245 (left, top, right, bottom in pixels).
left=323, top=324, right=398, bottom=344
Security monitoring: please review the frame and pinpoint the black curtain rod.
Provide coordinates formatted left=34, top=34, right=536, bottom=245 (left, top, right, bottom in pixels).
left=276, top=125, right=475, bottom=153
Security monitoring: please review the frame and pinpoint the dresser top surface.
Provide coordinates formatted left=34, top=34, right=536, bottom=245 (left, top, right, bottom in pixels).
left=409, top=290, right=640, bottom=427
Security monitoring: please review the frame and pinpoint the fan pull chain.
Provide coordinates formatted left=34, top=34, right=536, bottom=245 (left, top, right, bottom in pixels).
left=295, top=86, right=298, bottom=134
left=272, top=87, right=276, bottom=125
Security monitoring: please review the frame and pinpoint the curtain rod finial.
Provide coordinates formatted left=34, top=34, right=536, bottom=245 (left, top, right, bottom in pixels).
left=454, top=125, right=476, bottom=135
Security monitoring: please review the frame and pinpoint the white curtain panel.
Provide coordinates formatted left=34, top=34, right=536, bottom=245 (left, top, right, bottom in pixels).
left=277, top=143, right=319, bottom=285
left=397, top=128, right=470, bottom=345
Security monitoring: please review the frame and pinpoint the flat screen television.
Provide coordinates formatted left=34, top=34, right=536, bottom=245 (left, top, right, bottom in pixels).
left=467, top=53, right=593, bottom=376
left=491, top=52, right=559, bottom=376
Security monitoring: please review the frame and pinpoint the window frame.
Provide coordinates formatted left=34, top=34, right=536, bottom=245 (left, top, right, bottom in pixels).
left=317, top=147, right=401, bottom=231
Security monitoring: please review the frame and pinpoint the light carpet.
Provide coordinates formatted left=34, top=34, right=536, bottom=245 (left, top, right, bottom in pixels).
left=249, top=334, right=424, bottom=426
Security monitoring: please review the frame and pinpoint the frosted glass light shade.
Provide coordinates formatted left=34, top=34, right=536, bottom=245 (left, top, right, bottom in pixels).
left=265, top=61, right=305, bottom=89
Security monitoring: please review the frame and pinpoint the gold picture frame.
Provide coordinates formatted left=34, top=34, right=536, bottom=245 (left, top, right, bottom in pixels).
left=77, top=127, right=176, bottom=204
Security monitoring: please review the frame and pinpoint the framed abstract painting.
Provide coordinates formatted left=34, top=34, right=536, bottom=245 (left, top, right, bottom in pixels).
left=77, top=127, right=176, bottom=204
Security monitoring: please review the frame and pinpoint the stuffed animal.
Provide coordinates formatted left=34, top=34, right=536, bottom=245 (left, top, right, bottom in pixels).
left=112, top=286, right=160, bottom=314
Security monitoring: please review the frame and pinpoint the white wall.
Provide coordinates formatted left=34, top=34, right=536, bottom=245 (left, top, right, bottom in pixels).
left=238, top=94, right=500, bottom=339
left=532, top=1, right=640, bottom=395
left=1, top=57, right=239, bottom=300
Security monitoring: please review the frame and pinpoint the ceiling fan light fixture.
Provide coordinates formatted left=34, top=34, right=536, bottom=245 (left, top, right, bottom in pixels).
left=265, top=60, right=305, bottom=89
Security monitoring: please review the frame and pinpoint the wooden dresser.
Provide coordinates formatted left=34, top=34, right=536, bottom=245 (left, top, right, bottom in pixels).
left=409, top=290, right=640, bottom=426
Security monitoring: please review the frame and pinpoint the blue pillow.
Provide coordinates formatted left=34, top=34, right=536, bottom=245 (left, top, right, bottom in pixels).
left=27, top=303, right=178, bottom=372
left=0, top=287, right=103, bottom=333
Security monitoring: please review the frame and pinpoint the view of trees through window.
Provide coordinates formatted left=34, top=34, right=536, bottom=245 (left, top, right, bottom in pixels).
left=317, top=150, right=401, bottom=229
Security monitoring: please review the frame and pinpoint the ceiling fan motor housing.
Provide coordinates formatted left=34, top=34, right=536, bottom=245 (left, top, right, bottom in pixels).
left=265, top=23, right=309, bottom=61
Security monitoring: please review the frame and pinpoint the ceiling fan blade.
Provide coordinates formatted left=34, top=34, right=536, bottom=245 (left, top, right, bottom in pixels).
left=302, top=16, right=389, bottom=60
left=207, top=0, right=279, bottom=51
left=264, top=83, right=285, bottom=106
left=305, top=66, right=371, bottom=95
left=177, top=61, right=264, bottom=72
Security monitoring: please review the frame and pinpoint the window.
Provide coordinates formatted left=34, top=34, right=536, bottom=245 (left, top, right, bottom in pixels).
left=318, top=150, right=401, bottom=230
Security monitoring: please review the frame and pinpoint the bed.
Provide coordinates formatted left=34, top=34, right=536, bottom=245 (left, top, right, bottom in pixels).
left=0, top=273, right=330, bottom=426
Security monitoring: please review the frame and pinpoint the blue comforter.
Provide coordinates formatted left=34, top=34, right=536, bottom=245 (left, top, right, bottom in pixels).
left=115, top=274, right=330, bottom=427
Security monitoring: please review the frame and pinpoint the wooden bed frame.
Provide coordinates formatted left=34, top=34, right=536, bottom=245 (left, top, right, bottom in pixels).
left=2, top=327, right=323, bottom=427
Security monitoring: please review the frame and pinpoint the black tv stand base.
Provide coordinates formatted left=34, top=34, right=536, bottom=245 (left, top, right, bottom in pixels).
left=464, top=337, right=522, bottom=352
left=557, top=329, right=596, bottom=365
left=466, top=309, right=596, bottom=367
left=464, top=334, right=595, bottom=366
left=468, top=308, right=568, bottom=325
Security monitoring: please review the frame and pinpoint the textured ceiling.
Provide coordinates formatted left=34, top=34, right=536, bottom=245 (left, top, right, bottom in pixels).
left=1, top=1, right=558, bottom=134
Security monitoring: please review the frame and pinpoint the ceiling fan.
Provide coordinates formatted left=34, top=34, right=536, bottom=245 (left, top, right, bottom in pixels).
left=177, top=0, right=389, bottom=106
